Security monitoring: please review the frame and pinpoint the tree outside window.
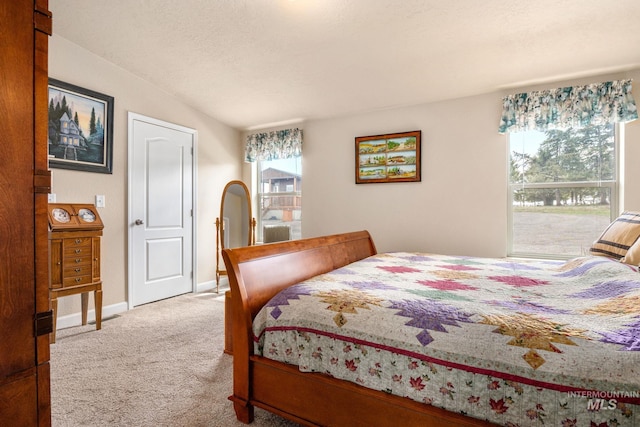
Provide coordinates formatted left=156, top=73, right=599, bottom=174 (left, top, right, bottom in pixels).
left=508, top=123, right=617, bottom=258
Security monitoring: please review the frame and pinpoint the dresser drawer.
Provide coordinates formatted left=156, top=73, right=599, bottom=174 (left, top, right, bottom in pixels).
left=63, top=243, right=91, bottom=258
left=63, top=275, right=92, bottom=287
left=63, top=255, right=92, bottom=267
left=63, top=263, right=92, bottom=277
left=65, top=237, right=92, bottom=247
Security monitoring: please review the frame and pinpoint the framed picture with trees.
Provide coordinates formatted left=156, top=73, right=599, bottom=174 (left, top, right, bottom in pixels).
left=47, top=79, right=113, bottom=174
left=355, top=130, right=421, bottom=184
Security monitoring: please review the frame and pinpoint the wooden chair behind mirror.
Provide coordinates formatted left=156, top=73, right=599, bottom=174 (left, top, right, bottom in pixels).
left=215, top=180, right=255, bottom=293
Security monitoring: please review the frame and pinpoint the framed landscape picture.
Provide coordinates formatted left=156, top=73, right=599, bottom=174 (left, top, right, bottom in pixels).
left=355, top=130, right=421, bottom=184
left=47, top=79, right=114, bottom=173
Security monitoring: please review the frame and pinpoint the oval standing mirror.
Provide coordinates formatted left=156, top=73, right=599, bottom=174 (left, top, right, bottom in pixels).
left=216, top=180, right=255, bottom=292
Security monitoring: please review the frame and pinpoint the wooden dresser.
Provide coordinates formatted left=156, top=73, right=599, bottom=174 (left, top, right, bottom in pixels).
left=48, top=203, right=103, bottom=343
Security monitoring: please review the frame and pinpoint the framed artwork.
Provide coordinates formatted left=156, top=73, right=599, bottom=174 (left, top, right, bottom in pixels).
left=47, top=79, right=114, bottom=174
left=355, top=130, right=421, bottom=184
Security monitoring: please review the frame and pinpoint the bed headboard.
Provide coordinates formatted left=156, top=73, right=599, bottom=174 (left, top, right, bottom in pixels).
left=222, top=230, right=377, bottom=321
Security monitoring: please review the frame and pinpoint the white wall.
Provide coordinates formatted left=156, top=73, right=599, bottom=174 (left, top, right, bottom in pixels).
left=301, top=70, right=640, bottom=256
left=49, top=35, right=241, bottom=318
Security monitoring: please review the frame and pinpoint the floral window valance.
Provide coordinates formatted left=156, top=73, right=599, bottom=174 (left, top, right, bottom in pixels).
left=244, top=128, right=303, bottom=162
left=498, top=79, right=638, bottom=134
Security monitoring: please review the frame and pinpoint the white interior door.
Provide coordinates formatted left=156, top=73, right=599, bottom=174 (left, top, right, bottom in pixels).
left=128, top=113, right=196, bottom=307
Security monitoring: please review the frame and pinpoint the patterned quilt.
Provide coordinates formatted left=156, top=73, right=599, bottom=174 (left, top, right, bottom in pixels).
left=252, top=253, right=640, bottom=426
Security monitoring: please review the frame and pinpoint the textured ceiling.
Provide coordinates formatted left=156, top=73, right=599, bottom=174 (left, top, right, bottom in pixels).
left=50, top=0, right=640, bottom=130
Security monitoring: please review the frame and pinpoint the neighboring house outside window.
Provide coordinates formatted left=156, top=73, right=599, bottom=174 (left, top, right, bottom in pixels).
left=256, top=157, right=302, bottom=242
left=508, top=123, right=619, bottom=259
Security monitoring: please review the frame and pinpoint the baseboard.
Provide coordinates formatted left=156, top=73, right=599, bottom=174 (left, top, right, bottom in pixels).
left=196, top=278, right=230, bottom=293
left=196, top=279, right=215, bottom=293
left=55, top=301, right=129, bottom=330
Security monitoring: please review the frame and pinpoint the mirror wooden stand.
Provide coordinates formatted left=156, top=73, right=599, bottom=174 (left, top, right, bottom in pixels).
left=215, top=180, right=255, bottom=293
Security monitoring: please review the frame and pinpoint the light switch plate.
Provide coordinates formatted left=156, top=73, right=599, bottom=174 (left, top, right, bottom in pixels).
left=48, top=193, right=56, bottom=203
left=95, top=195, right=105, bottom=208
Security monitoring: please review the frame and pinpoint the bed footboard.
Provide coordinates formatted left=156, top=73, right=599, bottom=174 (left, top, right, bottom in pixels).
left=222, top=231, right=376, bottom=422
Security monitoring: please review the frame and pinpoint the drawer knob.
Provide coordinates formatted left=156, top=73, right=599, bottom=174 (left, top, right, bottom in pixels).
left=75, top=239, right=82, bottom=244
left=75, top=259, right=81, bottom=263
left=75, top=278, right=81, bottom=283
left=74, top=268, right=81, bottom=272
left=75, top=249, right=82, bottom=254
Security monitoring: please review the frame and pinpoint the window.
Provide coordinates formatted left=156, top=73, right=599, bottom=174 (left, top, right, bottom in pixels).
left=508, top=123, right=618, bottom=258
left=256, top=156, right=302, bottom=242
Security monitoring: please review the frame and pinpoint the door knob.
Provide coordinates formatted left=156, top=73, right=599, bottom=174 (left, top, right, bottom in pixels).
left=134, top=219, right=144, bottom=225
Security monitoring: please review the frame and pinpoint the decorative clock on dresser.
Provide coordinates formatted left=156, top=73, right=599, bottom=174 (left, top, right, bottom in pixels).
left=47, top=203, right=104, bottom=343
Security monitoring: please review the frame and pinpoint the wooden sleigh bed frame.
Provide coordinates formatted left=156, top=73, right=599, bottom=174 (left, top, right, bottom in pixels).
left=222, top=230, right=493, bottom=426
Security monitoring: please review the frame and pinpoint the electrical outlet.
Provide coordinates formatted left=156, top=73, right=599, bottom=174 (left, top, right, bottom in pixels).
left=95, top=195, right=105, bottom=208
left=48, top=193, right=56, bottom=203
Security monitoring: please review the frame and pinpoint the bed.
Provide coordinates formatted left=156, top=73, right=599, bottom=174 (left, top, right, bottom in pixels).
left=222, top=230, right=640, bottom=426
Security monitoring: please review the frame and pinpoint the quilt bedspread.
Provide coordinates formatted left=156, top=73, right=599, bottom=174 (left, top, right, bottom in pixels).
left=252, top=253, right=640, bottom=426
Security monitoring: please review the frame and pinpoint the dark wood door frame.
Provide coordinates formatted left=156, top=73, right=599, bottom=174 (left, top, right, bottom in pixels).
left=0, top=1, right=53, bottom=425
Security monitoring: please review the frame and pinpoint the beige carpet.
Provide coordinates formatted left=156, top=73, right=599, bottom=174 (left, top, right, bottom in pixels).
left=50, top=291, right=299, bottom=427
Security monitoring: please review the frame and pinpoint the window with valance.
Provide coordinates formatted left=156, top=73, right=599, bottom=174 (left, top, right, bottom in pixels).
left=501, top=80, right=637, bottom=259
left=245, top=128, right=303, bottom=242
